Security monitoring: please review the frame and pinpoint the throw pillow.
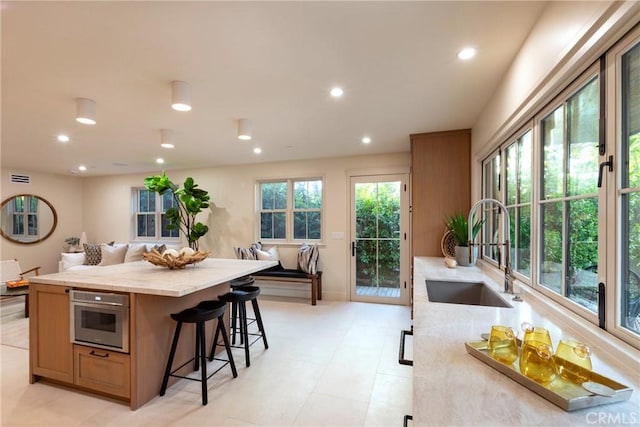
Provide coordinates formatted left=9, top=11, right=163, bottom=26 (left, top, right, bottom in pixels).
left=297, top=243, right=319, bottom=274
left=256, top=246, right=280, bottom=262
left=99, top=244, right=129, bottom=266
left=152, top=244, right=167, bottom=254
left=234, top=247, right=257, bottom=260
left=124, top=243, right=148, bottom=262
left=61, top=252, right=86, bottom=270
left=83, top=241, right=114, bottom=265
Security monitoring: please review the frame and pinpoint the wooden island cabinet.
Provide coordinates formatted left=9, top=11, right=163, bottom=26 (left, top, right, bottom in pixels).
left=29, top=258, right=276, bottom=409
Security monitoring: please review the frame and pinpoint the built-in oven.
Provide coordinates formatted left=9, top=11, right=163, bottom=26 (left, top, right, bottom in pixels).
left=70, top=290, right=129, bottom=353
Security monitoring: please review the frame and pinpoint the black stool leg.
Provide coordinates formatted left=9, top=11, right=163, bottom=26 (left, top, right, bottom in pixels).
left=231, top=300, right=238, bottom=345
left=197, top=321, right=208, bottom=405
left=240, top=301, right=251, bottom=367
left=218, top=317, right=238, bottom=377
left=160, top=321, right=182, bottom=396
left=209, top=317, right=220, bottom=361
left=194, top=322, right=200, bottom=372
left=251, top=298, right=269, bottom=349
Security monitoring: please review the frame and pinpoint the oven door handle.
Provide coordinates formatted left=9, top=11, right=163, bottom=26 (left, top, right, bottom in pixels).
left=398, top=329, right=413, bottom=366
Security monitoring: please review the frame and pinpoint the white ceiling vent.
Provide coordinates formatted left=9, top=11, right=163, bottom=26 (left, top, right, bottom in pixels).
left=10, top=174, right=30, bottom=184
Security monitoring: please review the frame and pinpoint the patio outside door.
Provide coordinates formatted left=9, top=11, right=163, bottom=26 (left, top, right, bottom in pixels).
left=350, top=174, right=409, bottom=305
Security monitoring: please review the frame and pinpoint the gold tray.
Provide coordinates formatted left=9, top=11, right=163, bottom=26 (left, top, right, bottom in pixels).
left=465, top=340, right=633, bottom=411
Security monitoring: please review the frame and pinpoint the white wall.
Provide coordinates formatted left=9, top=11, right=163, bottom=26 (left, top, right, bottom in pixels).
left=471, top=1, right=640, bottom=200
left=0, top=168, right=84, bottom=274
left=81, top=152, right=411, bottom=301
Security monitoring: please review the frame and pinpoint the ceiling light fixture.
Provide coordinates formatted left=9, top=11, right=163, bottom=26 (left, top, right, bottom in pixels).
left=330, top=87, right=344, bottom=98
left=76, top=98, right=96, bottom=125
left=171, top=80, right=192, bottom=111
left=156, top=158, right=165, bottom=164
left=457, top=47, right=477, bottom=60
left=57, top=134, right=70, bottom=143
left=362, top=136, right=372, bottom=144
left=160, top=129, right=175, bottom=148
left=238, top=119, right=252, bottom=140
left=253, top=147, right=262, bottom=154
left=78, top=165, right=87, bottom=172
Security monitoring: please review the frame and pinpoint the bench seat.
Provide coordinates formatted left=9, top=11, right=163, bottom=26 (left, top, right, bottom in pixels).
left=252, top=269, right=322, bottom=305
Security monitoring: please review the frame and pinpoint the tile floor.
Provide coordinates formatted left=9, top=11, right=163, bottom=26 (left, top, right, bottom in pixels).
left=1, top=296, right=413, bottom=426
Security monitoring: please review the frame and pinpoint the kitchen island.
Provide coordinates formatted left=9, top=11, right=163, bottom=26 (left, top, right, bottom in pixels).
left=29, top=258, right=276, bottom=410
left=413, top=257, right=639, bottom=426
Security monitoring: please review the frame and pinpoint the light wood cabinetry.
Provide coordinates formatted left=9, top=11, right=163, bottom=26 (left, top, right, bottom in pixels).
left=30, top=283, right=74, bottom=383
left=411, top=129, right=471, bottom=257
left=74, top=345, right=130, bottom=398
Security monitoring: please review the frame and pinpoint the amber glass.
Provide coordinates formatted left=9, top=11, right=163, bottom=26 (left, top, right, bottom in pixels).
left=521, top=323, right=553, bottom=347
left=487, top=325, right=518, bottom=365
left=554, top=339, right=592, bottom=384
left=520, top=340, right=556, bottom=384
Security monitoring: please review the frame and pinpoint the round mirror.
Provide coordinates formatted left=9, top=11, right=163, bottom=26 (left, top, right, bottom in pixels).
left=0, top=194, right=57, bottom=244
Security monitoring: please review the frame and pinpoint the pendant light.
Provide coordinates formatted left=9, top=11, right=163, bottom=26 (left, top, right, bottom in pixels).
left=76, top=98, right=96, bottom=125
left=171, top=81, right=192, bottom=111
left=237, top=118, right=252, bottom=140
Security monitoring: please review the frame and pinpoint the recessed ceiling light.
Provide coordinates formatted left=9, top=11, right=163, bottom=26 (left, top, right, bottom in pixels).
left=156, top=158, right=165, bottom=164
left=78, top=165, right=87, bottom=172
left=253, top=147, right=262, bottom=154
left=161, top=143, right=175, bottom=149
left=330, top=87, right=344, bottom=98
left=57, top=134, right=70, bottom=143
left=457, top=47, right=476, bottom=60
left=362, top=136, right=371, bottom=144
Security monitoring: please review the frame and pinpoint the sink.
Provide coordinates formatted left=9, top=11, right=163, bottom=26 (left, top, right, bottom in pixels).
left=425, top=280, right=512, bottom=308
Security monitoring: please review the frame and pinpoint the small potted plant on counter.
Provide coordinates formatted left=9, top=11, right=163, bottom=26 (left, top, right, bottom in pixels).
left=64, top=237, right=81, bottom=253
left=143, top=172, right=210, bottom=251
left=445, top=212, right=485, bottom=266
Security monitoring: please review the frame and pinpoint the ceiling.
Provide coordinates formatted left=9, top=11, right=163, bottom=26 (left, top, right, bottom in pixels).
left=1, top=1, right=547, bottom=177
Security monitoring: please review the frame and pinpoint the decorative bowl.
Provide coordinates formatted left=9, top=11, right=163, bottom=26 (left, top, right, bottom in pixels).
left=143, top=249, right=210, bottom=269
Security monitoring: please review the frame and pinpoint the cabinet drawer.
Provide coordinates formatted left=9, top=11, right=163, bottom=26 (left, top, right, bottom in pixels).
left=74, top=345, right=130, bottom=398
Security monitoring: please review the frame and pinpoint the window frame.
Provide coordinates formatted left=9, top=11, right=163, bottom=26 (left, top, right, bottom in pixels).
left=131, top=187, right=180, bottom=242
left=256, top=177, right=324, bottom=244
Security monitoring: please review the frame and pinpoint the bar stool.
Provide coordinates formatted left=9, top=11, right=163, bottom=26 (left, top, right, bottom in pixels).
left=230, top=275, right=255, bottom=289
left=217, top=286, right=268, bottom=367
left=159, top=300, right=237, bottom=405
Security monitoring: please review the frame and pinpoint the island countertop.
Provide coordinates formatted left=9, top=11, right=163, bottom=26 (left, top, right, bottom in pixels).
left=413, top=257, right=639, bottom=426
left=29, top=258, right=277, bottom=296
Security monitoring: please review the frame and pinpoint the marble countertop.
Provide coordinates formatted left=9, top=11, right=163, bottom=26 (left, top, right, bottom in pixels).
left=413, top=256, right=640, bottom=426
left=29, top=258, right=278, bottom=297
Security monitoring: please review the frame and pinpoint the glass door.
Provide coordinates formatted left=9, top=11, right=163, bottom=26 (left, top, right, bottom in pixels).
left=350, top=174, right=409, bottom=305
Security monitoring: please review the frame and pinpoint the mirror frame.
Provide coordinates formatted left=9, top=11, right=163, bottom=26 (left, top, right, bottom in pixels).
left=0, top=194, right=58, bottom=245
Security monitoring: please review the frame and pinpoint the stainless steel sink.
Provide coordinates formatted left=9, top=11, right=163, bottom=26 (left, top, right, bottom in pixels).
left=425, top=280, right=512, bottom=308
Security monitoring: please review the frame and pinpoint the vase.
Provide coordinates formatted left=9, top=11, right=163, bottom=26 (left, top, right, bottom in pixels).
left=455, top=246, right=477, bottom=266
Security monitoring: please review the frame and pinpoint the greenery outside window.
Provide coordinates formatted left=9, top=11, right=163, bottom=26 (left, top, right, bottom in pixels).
left=506, top=129, right=532, bottom=277
left=481, top=153, right=501, bottom=264
left=259, top=178, right=323, bottom=242
left=539, top=75, right=600, bottom=313
left=620, top=40, right=640, bottom=335
left=132, top=188, right=179, bottom=240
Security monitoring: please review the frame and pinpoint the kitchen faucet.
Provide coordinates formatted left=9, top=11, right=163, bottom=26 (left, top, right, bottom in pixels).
left=467, top=198, right=517, bottom=294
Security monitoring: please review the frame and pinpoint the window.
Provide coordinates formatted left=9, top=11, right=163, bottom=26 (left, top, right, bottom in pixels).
left=258, top=178, right=323, bottom=241
left=132, top=188, right=179, bottom=240
left=619, top=39, right=640, bottom=335
left=7, top=195, right=38, bottom=238
left=539, top=75, right=600, bottom=312
left=481, top=152, right=501, bottom=264
left=506, top=130, right=532, bottom=278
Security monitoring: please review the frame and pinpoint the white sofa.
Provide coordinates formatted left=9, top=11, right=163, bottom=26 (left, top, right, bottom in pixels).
left=59, top=243, right=180, bottom=272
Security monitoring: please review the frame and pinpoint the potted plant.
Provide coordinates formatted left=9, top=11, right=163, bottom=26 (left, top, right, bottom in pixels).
left=64, top=236, right=81, bottom=252
left=144, top=172, right=210, bottom=251
left=445, top=212, right=485, bottom=266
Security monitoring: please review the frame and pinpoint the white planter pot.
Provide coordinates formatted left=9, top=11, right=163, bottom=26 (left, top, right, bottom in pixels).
left=455, top=246, right=477, bottom=266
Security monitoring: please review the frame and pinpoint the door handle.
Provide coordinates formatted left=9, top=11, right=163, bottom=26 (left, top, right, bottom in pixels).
left=351, top=241, right=356, bottom=257
left=597, top=155, right=613, bottom=188
left=597, top=282, right=605, bottom=329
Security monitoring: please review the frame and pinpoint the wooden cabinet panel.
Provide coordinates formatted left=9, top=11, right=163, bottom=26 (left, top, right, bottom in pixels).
left=30, top=283, right=73, bottom=383
left=411, top=129, right=471, bottom=257
left=74, top=345, right=130, bottom=398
